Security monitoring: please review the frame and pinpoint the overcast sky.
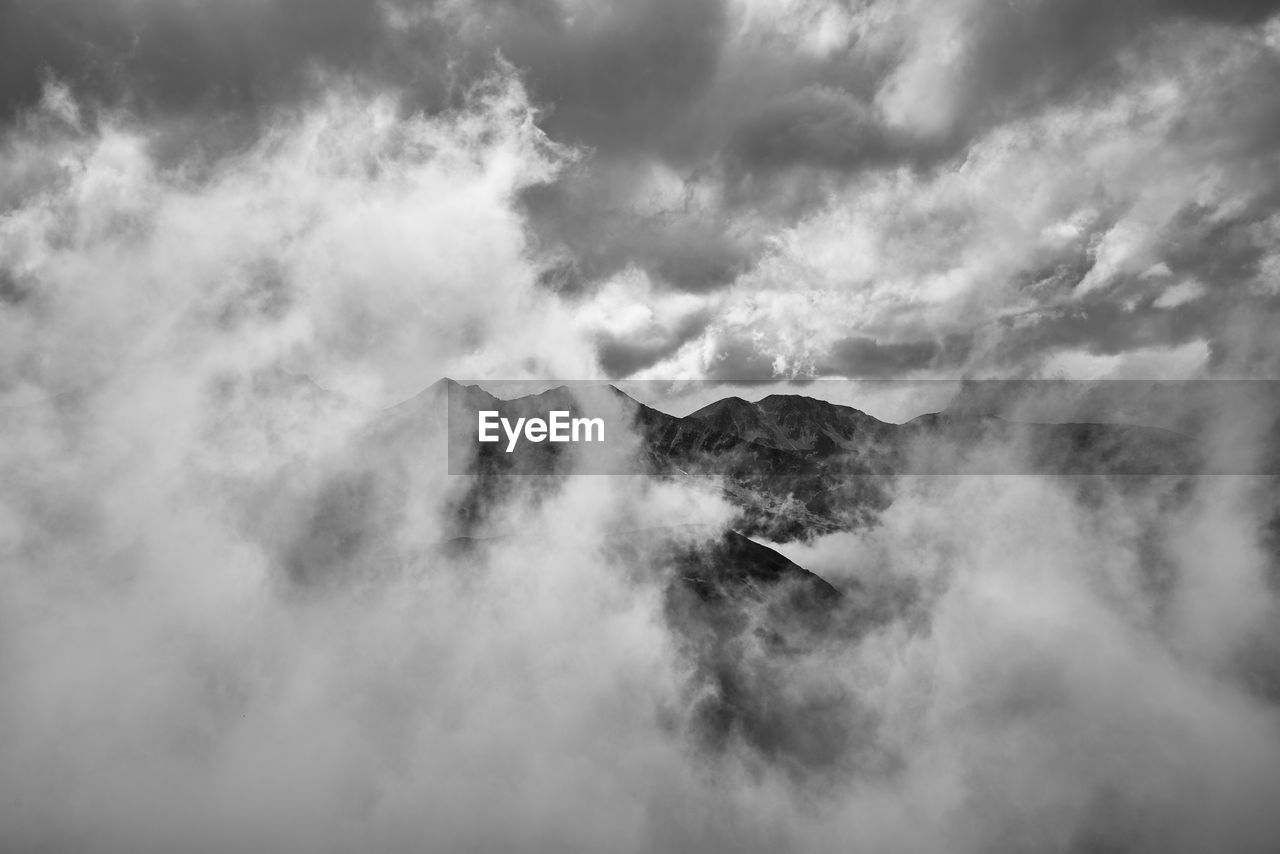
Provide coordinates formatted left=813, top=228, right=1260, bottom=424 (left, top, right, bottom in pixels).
left=6, top=7, right=1280, bottom=853
left=3, top=0, right=1280, bottom=400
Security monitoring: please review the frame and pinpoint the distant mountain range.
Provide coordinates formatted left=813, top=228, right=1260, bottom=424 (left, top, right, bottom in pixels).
left=433, top=378, right=1204, bottom=541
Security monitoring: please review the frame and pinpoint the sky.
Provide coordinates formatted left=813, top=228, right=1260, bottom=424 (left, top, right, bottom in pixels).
left=3, top=3, right=1280, bottom=854
left=4, top=0, right=1280, bottom=404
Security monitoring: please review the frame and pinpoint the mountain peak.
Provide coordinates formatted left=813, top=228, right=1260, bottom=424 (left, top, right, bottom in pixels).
left=606, top=384, right=643, bottom=405
left=756, top=393, right=867, bottom=416
left=688, top=396, right=756, bottom=418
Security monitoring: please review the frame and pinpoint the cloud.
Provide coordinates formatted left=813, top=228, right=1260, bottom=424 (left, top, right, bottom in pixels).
left=1163, top=0, right=1280, bottom=24
left=2, top=10, right=1280, bottom=851
left=726, top=86, right=897, bottom=173
left=597, top=309, right=714, bottom=376
left=520, top=158, right=754, bottom=295
left=16, top=1, right=1276, bottom=379
left=450, top=0, right=730, bottom=154
left=990, top=301, right=1209, bottom=369
left=0, top=68, right=590, bottom=406
left=703, top=332, right=784, bottom=381
left=0, top=0, right=406, bottom=125
left=819, top=333, right=973, bottom=378
left=0, top=70, right=712, bottom=852
left=627, top=9, right=1280, bottom=381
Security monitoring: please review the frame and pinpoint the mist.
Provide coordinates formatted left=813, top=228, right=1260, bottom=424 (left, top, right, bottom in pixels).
left=3, top=25, right=1280, bottom=854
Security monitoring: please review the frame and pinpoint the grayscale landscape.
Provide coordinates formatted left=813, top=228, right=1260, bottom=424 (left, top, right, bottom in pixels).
left=3, top=2, right=1280, bottom=852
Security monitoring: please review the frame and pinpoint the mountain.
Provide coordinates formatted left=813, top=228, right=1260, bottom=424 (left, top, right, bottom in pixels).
left=685, top=396, right=789, bottom=448
left=427, top=379, right=1212, bottom=542
left=688, top=393, right=894, bottom=454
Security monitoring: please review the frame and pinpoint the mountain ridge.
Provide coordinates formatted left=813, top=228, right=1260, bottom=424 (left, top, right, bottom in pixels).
left=429, top=378, right=1207, bottom=541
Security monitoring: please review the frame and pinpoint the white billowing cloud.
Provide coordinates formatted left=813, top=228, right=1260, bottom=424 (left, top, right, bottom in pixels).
left=0, top=69, right=592, bottom=412
left=765, top=470, right=1280, bottom=854
left=574, top=268, right=715, bottom=349
left=0, top=71, right=663, bottom=852
left=873, top=0, right=971, bottom=137
left=0, top=92, right=689, bottom=854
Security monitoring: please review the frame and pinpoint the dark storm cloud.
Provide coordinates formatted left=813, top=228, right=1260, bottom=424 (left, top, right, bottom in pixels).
left=705, top=335, right=778, bottom=382
left=886, top=0, right=1280, bottom=152
left=466, top=0, right=729, bottom=154
left=727, top=87, right=895, bottom=173
left=0, top=0, right=414, bottom=123
left=647, top=230, right=752, bottom=294
left=992, top=300, right=1209, bottom=368
left=819, top=333, right=974, bottom=379
left=472, top=0, right=752, bottom=300
left=922, top=0, right=1146, bottom=143
left=1161, top=202, right=1275, bottom=287
left=1161, top=0, right=1280, bottom=24
left=521, top=164, right=752, bottom=295
left=0, top=266, right=33, bottom=307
